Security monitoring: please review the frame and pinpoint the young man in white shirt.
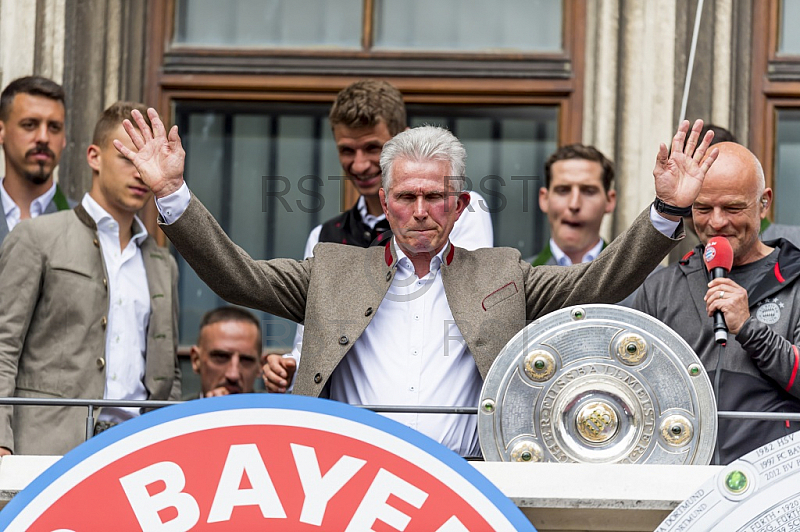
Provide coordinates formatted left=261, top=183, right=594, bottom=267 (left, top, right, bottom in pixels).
left=0, top=102, right=181, bottom=455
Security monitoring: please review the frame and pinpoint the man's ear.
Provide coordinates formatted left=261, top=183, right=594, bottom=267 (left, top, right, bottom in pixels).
left=538, top=187, right=550, bottom=213
left=453, top=191, right=471, bottom=221
left=0, top=120, right=5, bottom=145
left=760, top=188, right=774, bottom=217
left=189, top=346, right=201, bottom=374
left=605, top=189, right=617, bottom=214
left=86, top=144, right=101, bottom=172
left=379, top=188, right=389, bottom=217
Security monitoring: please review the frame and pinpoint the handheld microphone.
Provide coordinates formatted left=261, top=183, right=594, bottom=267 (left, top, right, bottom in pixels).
left=703, top=237, right=734, bottom=344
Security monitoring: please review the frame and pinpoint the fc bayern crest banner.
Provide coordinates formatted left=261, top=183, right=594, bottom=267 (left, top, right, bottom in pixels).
left=0, top=394, right=534, bottom=531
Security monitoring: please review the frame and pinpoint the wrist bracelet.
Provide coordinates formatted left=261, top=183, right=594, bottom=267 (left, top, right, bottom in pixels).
left=653, top=197, right=693, bottom=217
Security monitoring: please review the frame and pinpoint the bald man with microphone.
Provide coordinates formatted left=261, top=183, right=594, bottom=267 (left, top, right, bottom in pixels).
left=633, top=142, right=800, bottom=465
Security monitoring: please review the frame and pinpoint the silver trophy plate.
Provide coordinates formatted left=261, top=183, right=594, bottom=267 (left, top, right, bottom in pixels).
left=657, top=431, right=800, bottom=531
left=478, top=304, right=717, bottom=464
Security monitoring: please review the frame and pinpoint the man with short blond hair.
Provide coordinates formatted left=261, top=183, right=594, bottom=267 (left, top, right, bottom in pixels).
left=0, top=101, right=181, bottom=455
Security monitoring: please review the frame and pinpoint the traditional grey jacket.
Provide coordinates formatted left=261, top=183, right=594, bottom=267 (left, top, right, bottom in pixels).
left=163, top=195, right=680, bottom=398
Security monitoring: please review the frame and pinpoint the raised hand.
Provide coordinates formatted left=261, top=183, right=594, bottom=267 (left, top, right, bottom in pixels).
left=113, top=108, right=186, bottom=198
left=653, top=119, right=718, bottom=210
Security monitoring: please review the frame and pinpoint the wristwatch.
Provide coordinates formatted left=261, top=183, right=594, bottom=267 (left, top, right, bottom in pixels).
left=653, top=197, right=693, bottom=217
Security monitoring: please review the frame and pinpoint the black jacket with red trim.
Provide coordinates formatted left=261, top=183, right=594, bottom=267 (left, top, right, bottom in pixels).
left=634, top=238, right=800, bottom=464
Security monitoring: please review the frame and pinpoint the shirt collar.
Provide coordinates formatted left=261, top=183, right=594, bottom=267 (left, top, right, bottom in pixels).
left=0, top=177, right=57, bottom=218
left=357, top=195, right=386, bottom=230
left=392, top=239, right=449, bottom=277
left=81, top=193, right=148, bottom=245
left=549, top=238, right=604, bottom=266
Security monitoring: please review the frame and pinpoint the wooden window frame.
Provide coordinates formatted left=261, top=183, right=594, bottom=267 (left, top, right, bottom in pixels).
left=751, top=0, right=800, bottom=195
left=143, top=0, right=585, bottom=238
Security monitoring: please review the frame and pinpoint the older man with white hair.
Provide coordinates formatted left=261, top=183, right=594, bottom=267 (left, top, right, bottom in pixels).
left=114, top=109, right=716, bottom=456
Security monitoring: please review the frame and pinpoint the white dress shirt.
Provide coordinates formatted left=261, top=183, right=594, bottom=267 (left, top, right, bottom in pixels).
left=329, top=241, right=483, bottom=455
left=0, top=177, right=57, bottom=232
left=156, top=182, right=679, bottom=454
left=550, top=238, right=605, bottom=266
left=82, top=194, right=151, bottom=423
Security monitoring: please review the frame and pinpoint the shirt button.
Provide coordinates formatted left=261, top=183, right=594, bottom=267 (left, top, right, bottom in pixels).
left=363, top=230, right=371, bottom=241
left=409, top=386, right=415, bottom=391
left=101, top=316, right=108, bottom=329
left=96, top=357, right=105, bottom=369
left=365, top=307, right=373, bottom=317
left=338, top=335, right=349, bottom=345
left=414, top=314, right=420, bottom=320
left=93, top=238, right=100, bottom=247
left=314, top=373, right=322, bottom=384
left=103, top=278, right=108, bottom=289
left=386, top=271, right=392, bottom=281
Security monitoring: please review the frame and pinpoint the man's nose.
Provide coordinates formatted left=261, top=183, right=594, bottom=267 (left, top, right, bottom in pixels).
left=568, top=189, right=581, bottom=210
left=413, top=196, right=428, bottom=218
left=351, top=150, right=370, bottom=173
left=226, top=354, right=241, bottom=380
left=34, top=124, right=50, bottom=145
left=709, top=208, right=727, bottom=229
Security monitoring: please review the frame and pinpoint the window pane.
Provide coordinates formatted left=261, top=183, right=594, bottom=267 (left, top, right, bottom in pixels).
left=374, top=0, right=562, bottom=52
left=174, top=102, right=342, bottom=355
left=775, top=109, right=800, bottom=225
left=173, top=102, right=556, bottom=355
left=174, top=0, right=362, bottom=48
left=408, top=105, right=555, bottom=257
left=779, top=0, right=800, bottom=55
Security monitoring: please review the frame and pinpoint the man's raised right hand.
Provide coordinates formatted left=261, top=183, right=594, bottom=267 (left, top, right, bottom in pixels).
left=113, top=108, right=186, bottom=199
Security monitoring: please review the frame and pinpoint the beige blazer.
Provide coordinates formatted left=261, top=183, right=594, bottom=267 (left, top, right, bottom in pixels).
left=0, top=205, right=180, bottom=455
left=163, top=195, right=680, bottom=398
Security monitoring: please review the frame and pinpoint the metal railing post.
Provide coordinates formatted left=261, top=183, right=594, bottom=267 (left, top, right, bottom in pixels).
left=85, top=404, right=94, bottom=442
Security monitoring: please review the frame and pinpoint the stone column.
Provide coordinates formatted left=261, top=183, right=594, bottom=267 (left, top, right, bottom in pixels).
left=584, top=0, right=753, bottom=263
left=60, top=0, right=148, bottom=200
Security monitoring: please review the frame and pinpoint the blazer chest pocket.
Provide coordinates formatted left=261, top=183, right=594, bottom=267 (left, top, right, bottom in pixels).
left=50, top=263, right=95, bottom=280
left=482, top=282, right=518, bottom=311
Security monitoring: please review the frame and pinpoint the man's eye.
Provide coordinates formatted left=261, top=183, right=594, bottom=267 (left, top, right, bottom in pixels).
left=210, top=353, right=231, bottom=363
